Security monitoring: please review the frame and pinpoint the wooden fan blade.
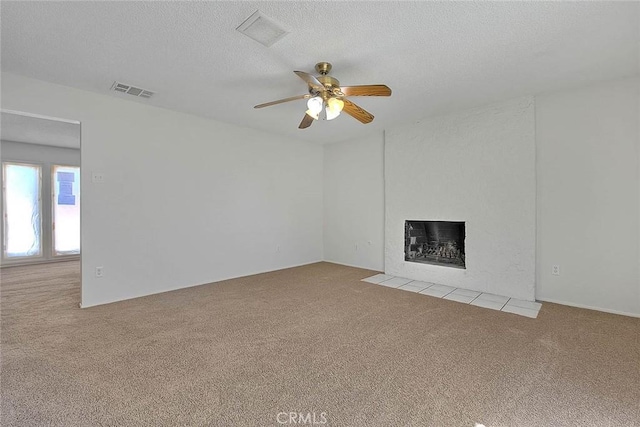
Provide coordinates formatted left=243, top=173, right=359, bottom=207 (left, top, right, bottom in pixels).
left=298, top=113, right=314, bottom=129
left=294, top=71, right=325, bottom=92
left=342, top=99, right=374, bottom=124
left=340, top=85, right=391, bottom=97
left=254, top=94, right=310, bottom=109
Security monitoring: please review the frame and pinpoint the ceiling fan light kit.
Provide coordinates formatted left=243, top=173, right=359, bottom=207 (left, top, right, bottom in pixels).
left=254, top=62, right=391, bottom=129
left=306, top=96, right=323, bottom=120
left=325, top=97, right=344, bottom=120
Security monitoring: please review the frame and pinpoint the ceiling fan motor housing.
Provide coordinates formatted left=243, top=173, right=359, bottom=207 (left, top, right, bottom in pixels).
left=318, top=75, right=340, bottom=92
left=314, top=62, right=341, bottom=97
left=315, top=62, right=332, bottom=75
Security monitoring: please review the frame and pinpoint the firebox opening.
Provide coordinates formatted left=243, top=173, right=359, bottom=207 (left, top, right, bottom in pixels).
left=405, top=220, right=466, bottom=269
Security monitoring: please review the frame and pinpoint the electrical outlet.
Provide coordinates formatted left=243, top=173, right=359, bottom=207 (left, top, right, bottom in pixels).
left=355, top=244, right=359, bottom=251
left=95, top=266, right=104, bottom=278
left=92, top=172, right=105, bottom=183
left=552, top=265, right=560, bottom=276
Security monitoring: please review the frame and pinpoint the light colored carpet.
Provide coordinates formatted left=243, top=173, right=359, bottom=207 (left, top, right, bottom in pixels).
left=1, top=261, right=639, bottom=426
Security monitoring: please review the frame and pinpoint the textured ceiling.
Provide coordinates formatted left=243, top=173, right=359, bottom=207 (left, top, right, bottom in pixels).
left=1, top=1, right=638, bottom=144
left=1, top=111, right=80, bottom=149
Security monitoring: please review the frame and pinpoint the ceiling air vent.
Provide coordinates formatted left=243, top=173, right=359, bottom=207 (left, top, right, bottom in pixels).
left=236, top=10, right=288, bottom=47
left=111, top=82, right=155, bottom=99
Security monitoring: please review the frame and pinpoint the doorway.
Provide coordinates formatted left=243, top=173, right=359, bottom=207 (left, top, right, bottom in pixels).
left=0, top=110, right=81, bottom=300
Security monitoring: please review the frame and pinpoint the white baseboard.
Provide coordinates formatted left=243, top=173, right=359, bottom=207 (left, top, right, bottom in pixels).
left=80, top=259, right=324, bottom=308
left=537, top=297, right=640, bottom=318
left=322, top=259, right=382, bottom=272
left=216, top=260, right=325, bottom=282
left=76, top=262, right=639, bottom=319
left=1, top=256, right=80, bottom=268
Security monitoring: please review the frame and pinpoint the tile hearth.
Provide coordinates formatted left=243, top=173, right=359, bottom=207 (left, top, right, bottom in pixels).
left=361, top=274, right=542, bottom=318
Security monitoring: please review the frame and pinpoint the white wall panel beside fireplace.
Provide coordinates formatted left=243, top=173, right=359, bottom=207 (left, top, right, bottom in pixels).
left=385, top=97, right=536, bottom=301
left=536, top=77, right=640, bottom=316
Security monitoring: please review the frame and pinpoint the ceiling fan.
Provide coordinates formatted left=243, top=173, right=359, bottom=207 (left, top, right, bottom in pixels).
left=254, top=62, right=392, bottom=129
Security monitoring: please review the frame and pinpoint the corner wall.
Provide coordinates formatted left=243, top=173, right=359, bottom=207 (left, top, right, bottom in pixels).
left=1, top=73, right=323, bottom=307
left=323, top=133, right=385, bottom=271
left=323, top=77, right=640, bottom=316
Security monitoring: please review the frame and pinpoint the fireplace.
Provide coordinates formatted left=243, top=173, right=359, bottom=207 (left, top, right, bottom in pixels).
left=405, top=220, right=466, bottom=269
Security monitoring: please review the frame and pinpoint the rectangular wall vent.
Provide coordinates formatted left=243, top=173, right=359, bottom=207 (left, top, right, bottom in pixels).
left=111, top=81, right=155, bottom=99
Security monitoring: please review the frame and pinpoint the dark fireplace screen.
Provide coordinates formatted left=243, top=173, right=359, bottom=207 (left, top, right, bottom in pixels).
left=405, top=220, right=466, bottom=269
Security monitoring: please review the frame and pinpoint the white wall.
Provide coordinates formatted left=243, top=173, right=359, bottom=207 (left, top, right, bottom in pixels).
left=1, top=73, right=323, bottom=307
left=536, top=77, right=640, bottom=316
left=4, top=72, right=638, bottom=316
left=323, top=133, right=385, bottom=271
left=385, top=97, right=537, bottom=300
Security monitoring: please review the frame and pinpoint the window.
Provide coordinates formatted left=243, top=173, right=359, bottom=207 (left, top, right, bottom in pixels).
left=52, top=165, right=80, bottom=255
left=2, top=162, right=43, bottom=258
left=1, top=161, right=81, bottom=263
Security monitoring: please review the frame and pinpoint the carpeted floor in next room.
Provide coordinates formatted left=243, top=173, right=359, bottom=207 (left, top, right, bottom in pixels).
left=1, top=261, right=639, bottom=426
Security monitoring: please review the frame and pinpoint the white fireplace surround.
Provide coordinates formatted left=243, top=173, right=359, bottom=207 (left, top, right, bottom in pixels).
left=385, top=97, right=536, bottom=301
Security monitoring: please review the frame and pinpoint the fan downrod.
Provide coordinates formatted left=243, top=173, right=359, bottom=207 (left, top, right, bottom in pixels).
left=315, top=62, right=332, bottom=75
